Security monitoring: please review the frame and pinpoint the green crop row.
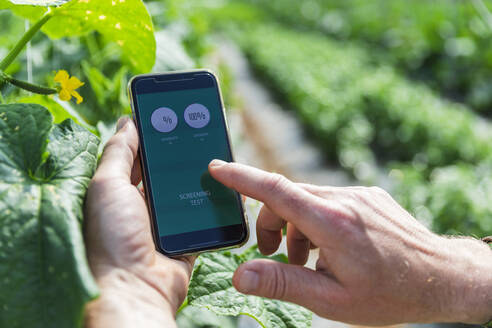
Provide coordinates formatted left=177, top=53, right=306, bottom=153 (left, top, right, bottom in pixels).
left=228, top=24, right=492, bottom=178
left=238, top=0, right=492, bottom=115
left=391, top=162, right=492, bottom=237
left=226, top=23, right=492, bottom=236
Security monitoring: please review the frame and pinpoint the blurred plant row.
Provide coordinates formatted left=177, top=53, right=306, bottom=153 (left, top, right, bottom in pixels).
left=233, top=23, right=492, bottom=237
left=244, top=0, right=492, bottom=115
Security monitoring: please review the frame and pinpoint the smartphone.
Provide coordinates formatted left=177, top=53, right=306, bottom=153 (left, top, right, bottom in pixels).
left=128, top=70, right=249, bottom=256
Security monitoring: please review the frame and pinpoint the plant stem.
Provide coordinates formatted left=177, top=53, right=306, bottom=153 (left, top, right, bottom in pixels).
left=8, top=77, right=57, bottom=95
left=25, top=19, right=33, bottom=83
left=0, top=10, right=53, bottom=71
left=1, top=69, right=57, bottom=94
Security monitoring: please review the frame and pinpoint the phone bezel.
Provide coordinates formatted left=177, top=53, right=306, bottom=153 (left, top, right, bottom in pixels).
left=128, top=69, right=249, bottom=257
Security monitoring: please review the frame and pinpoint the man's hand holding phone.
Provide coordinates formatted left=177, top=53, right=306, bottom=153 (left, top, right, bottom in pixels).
left=209, top=160, right=492, bottom=326
left=84, top=118, right=194, bottom=328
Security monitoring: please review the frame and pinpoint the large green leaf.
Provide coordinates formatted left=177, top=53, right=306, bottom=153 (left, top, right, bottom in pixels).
left=188, top=247, right=312, bottom=328
left=177, top=304, right=238, bottom=328
left=0, top=103, right=100, bottom=328
left=16, top=94, right=83, bottom=124
left=3, top=0, right=155, bottom=73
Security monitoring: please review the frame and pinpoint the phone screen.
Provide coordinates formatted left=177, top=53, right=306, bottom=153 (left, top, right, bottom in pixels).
left=131, top=71, right=247, bottom=254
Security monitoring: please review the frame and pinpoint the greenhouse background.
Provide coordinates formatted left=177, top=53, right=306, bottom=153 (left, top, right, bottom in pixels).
left=0, top=0, right=491, bottom=327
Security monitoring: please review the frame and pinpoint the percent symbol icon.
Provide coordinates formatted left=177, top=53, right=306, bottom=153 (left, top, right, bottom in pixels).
left=151, top=107, right=178, bottom=133
left=162, top=115, right=173, bottom=124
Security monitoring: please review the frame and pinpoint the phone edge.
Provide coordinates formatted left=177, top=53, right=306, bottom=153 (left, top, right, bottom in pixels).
left=127, top=69, right=250, bottom=258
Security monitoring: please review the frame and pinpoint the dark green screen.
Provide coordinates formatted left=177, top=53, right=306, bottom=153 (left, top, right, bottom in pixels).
left=136, top=87, right=243, bottom=237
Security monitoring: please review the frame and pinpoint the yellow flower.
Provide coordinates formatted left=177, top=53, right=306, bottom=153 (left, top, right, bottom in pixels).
left=54, top=70, right=84, bottom=104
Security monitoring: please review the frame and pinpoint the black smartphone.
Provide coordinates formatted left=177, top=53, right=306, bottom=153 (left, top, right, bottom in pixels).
left=128, top=70, right=249, bottom=256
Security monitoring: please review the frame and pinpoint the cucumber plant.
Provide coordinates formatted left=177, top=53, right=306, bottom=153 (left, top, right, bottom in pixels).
left=0, top=1, right=312, bottom=327
left=223, top=22, right=492, bottom=238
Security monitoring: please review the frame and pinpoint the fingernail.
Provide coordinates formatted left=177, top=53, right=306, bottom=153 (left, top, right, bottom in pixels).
left=237, top=269, right=259, bottom=293
left=209, top=159, right=227, bottom=168
left=116, top=117, right=130, bottom=131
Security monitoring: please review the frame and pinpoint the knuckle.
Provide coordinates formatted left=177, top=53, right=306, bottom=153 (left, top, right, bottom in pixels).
left=266, top=265, right=288, bottom=300
left=263, top=173, right=290, bottom=194
left=350, top=186, right=388, bottom=200
left=104, top=133, right=125, bottom=150
left=104, top=134, right=138, bottom=159
left=368, top=186, right=388, bottom=196
left=343, top=187, right=366, bottom=201
left=337, top=200, right=359, bottom=224
left=327, top=197, right=363, bottom=233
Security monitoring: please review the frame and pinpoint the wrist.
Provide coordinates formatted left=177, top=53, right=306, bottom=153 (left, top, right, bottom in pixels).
left=439, top=237, right=492, bottom=324
left=85, top=267, right=177, bottom=328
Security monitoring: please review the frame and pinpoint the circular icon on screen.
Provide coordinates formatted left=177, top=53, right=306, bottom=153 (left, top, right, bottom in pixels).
left=151, top=107, right=178, bottom=133
left=184, top=103, right=210, bottom=129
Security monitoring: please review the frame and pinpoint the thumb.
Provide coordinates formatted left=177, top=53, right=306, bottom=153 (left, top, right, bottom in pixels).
left=94, top=116, right=139, bottom=182
left=232, top=259, right=345, bottom=315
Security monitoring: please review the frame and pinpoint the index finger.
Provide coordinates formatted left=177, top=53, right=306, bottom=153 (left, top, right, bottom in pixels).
left=209, top=160, right=326, bottom=239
